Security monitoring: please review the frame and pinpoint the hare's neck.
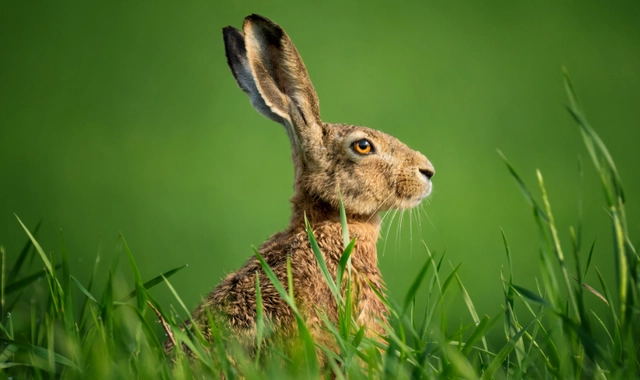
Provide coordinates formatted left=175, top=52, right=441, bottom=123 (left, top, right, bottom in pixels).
left=289, top=192, right=381, bottom=230
left=288, top=193, right=382, bottom=265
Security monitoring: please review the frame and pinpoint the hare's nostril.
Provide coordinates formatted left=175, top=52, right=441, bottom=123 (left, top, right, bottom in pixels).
left=419, top=168, right=434, bottom=180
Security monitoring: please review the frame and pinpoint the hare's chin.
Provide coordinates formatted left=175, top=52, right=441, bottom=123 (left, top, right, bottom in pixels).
left=397, top=196, right=428, bottom=210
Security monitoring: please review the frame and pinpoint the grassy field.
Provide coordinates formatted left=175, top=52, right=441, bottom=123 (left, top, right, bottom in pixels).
left=0, top=74, right=638, bottom=379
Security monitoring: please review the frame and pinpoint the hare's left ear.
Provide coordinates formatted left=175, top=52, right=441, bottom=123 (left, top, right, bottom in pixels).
left=223, top=15, right=324, bottom=167
left=223, top=26, right=287, bottom=125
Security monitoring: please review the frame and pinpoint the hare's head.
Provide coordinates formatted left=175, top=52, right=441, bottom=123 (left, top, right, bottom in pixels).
left=223, top=15, right=434, bottom=218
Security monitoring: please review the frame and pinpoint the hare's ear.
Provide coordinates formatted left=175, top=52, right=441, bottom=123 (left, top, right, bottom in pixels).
left=223, top=15, right=324, bottom=166
left=223, top=26, right=288, bottom=125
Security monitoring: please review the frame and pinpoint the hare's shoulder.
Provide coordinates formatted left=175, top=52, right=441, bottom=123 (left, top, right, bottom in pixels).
left=194, top=230, right=311, bottom=327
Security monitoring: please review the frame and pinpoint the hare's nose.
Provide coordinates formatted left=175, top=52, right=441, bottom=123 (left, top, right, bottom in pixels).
left=419, top=168, right=434, bottom=180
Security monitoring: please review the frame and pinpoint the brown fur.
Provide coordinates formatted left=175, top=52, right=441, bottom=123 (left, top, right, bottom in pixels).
left=166, top=14, right=435, bottom=360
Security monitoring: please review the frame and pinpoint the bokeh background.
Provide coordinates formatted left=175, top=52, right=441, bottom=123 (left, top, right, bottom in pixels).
left=1, top=1, right=639, bottom=339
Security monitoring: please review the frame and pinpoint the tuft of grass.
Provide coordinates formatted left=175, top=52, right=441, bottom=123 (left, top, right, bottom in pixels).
left=0, top=73, right=638, bottom=378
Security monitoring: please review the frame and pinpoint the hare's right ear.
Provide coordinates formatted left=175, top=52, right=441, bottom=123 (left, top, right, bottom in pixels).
left=222, top=15, right=324, bottom=167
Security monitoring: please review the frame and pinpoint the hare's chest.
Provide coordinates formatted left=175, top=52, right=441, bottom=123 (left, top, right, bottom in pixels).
left=349, top=268, right=388, bottom=335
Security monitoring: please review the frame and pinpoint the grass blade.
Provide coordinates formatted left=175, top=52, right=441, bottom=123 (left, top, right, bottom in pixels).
left=120, top=264, right=188, bottom=302
left=1, top=247, right=5, bottom=309
left=338, top=191, right=350, bottom=248
left=336, top=238, right=356, bottom=291
left=120, top=234, right=147, bottom=312
left=254, top=272, right=265, bottom=364
left=4, top=265, right=62, bottom=296
left=482, top=319, right=535, bottom=379
left=14, top=215, right=54, bottom=277
left=456, top=268, right=490, bottom=358
left=70, top=276, right=100, bottom=305
left=497, top=150, right=548, bottom=222
left=403, top=257, right=432, bottom=312
left=7, top=220, right=42, bottom=283
left=254, top=248, right=297, bottom=312
left=304, top=214, right=339, bottom=300
left=511, top=284, right=555, bottom=309
left=0, top=338, right=80, bottom=370
left=254, top=249, right=319, bottom=375
left=462, top=312, right=501, bottom=357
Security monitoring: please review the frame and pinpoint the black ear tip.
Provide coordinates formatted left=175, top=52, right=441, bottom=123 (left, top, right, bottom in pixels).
left=245, top=14, right=281, bottom=31
left=222, top=26, right=241, bottom=39
left=246, top=14, right=271, bottom=24
left=243, top=14, right=283, bottom=43
left=222, top=26, right=245, bottom=52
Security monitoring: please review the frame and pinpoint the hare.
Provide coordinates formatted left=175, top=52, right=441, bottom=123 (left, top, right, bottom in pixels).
left=168, top=14, right=435, bottom=357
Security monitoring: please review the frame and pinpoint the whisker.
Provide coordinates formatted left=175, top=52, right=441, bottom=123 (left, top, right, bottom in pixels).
left=392, top=210, right=402, bottom=255
left=415, top=211, right=420, bottom=256
left=420, top=202, right=436, bottom=230
left=380, top=203, right=397, bottom=229
left=379, top=210, right=393, bottom=245
left=379, top=210, right=390, bottom=225
left=389, top=210, right=400, bottom=249
left=409, top=208, right=413, bottom=257
left=418, top=204, right=425, bottom=246
left=381, top=210, right=395, bottom=229
left=396, top=209, right=405, bottom=252
left=382, top=208, right=398, bottom=256
left=366, top=191, right=395, bottom=224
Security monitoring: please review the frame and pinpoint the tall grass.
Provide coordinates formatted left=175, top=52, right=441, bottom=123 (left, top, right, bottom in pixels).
left=0, top=73, right=638, bottom=379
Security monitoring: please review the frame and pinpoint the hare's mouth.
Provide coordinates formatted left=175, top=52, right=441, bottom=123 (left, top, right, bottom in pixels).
left=412, top=183, right=433, bottom=207
left=424, top=183, right=433, bottom=198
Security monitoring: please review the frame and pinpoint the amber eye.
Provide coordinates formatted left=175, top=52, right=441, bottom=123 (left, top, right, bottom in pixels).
left=352, top=139, right=373, bottom=155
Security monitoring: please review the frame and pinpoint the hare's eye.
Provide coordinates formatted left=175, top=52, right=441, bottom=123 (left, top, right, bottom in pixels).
left=352, top=139, right=373, bottom=155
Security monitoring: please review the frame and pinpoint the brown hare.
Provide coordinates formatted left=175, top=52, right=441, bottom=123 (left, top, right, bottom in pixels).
left=168, top=14, right=434, bottom=358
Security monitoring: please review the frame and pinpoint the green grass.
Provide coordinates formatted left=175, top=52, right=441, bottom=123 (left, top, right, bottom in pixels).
left=1, top=73, right=638, bottom=379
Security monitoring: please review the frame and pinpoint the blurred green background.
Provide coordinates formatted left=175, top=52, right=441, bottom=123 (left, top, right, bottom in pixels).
left=1, top=0, right=639, bottom=333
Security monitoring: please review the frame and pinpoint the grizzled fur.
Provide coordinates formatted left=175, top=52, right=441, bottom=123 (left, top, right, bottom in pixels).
left=165, top=14, right=435, bottom=359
